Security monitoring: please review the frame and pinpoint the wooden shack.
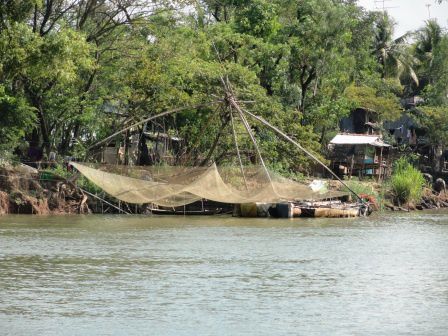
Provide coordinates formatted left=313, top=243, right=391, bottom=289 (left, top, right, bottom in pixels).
left=340, top=108, right=379, bottom=134
left=328, top=134, right=392, bottom=181
left=99, top=131, right=183, bottom=166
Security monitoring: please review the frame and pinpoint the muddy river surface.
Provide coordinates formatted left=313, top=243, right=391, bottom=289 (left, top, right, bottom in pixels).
left=1, top=212, right=448, bottom=335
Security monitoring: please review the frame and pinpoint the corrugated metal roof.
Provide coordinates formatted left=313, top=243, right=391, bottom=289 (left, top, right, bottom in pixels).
left=330, top=134, right=390, bottom=147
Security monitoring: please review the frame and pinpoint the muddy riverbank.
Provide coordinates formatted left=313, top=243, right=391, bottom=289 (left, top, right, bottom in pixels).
left=0, top=165, right=89, bottom=215
left=1, top=163, right=448, bottom=215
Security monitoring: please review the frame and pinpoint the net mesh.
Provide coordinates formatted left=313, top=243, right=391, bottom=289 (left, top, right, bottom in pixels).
left=71, top=162, right=347, bottom=206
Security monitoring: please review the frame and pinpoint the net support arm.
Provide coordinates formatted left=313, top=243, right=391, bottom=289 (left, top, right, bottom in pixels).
left=242, top=109, right=364, bottom=203
left=229, top=108, right=249, bottom=190
left=88, top=101, right=220, bottom=151
left=229, top=98, right=272, bottom=183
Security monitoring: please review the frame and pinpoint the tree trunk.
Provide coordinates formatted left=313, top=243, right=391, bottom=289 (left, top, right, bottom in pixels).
left=59, top=124, right=74, bottom=155
left=124, top=130, right=130, bottom=165
left=319, top=126, right=327, bottom=144
left=432, top=143, right=444, bottom=174
left=138, top=132, right=151, bottom=166
left=299, top=66, right=316, bottom=125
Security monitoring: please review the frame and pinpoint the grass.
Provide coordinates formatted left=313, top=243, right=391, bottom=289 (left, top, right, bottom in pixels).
left=342, top=179, right=388, bottom=210
left=343, top=179, right=379, bottom=197
left=389, top=157, right=426, bottom=205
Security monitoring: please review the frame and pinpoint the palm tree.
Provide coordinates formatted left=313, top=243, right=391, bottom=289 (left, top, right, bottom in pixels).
left=414, top=19, right=442, bottom=88
left=373, top=13, right=418, bottom=85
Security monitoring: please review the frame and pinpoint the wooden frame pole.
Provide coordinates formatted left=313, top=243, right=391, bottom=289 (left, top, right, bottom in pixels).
left=88, top=101, right=220, bottom=152
left=242, top=108, right=364, bottom=202
left=229, top=107, right=249, bottom=190
left=229, top=98, right=272, bottom=183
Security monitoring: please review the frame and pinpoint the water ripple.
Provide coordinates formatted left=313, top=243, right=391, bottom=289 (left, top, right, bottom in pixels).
left=0, top=213, right=448, bottom=335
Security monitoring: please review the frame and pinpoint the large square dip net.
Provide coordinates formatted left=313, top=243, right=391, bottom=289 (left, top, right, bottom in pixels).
left=71, top=162, right=346, bottom=207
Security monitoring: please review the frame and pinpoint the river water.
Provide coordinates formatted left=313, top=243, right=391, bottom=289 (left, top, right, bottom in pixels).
left=0, top=212, right=448, bottom=335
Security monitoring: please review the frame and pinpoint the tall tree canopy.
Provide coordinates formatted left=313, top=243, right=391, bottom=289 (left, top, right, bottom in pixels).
left=0, top=0, right=447, bottom=175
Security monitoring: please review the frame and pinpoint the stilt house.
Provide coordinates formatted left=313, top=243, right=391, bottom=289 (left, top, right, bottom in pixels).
left=329, top=108, right=392, bottom=180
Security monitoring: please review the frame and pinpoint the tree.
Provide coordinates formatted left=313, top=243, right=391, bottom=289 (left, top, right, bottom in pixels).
left=0, top=1, right=188, bottom=155
left=419, top=35, right=448, bottom=106
left=3, top=0, right=440, bottom=178
left=344, top=83, right=402, bottom=121
left=372, top=13, right=418, bottom=85
left=406, top=18, right=448, bottom=174
left=413, top=106, right=448, bottom=173
left=413, top=20, right=443, bottom=94
left=0, top=86, right=36, bottom=152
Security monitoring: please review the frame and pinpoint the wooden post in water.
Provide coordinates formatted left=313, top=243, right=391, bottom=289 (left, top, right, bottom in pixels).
left=80, top=188, right=130, bottom=214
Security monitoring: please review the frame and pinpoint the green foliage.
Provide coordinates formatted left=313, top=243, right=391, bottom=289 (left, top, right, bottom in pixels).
left=234, top=0, right=279, bottom=38
left=0, top=20, right=94, bottom=155
left=412, top=20, right=447, bottom=101
left=42, top=164, right=103, bottom=195
left=344, top=83, right=402, bottom=120
left=0, top=85, right=35, bottom=151
left=343, top=180, right=378, bottom=197
left=0, top=0, right=446, bottom=181
left=342, top=179, right=389, bottom=210
left=0, top=0, right=41, bottom=28
left=373, top=13, right=418, bottom=84
left=422, top=36, right=448, bottom=105
left=415, top=106, right=448, bottom=144
left=389, top=157, right=426, bottom=204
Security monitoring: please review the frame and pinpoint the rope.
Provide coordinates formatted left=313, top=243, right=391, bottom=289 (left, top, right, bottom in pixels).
left=79, top=188, right=130, bottom=215
left=229, top=97, right=272, bottom=183
left=241, top=108, right=364, bottom=203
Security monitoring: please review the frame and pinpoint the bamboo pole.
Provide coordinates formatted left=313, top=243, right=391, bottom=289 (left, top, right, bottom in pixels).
left=242, top=109, right=364, bottom=202
left=79, top=188, right=130, bottom=214
left=88, top=101, right=220, bottom=152
left=229, top=107, right=249, bottom=190
left=211, top=43, right=272, bottom=182
left=229, top=98, right=272, bottom=183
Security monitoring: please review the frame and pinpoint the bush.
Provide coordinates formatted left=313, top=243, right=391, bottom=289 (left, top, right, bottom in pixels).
left=390, top=157, right=425, bottom=204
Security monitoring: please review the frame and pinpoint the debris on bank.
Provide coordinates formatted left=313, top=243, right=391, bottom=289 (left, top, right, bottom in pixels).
left=0, top=164, right=90, bottom=215
left=384, top=188, right=448, bottom=212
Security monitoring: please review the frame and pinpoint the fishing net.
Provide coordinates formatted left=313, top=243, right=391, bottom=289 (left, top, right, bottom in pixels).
left=71, top=162, right=347, bottom=206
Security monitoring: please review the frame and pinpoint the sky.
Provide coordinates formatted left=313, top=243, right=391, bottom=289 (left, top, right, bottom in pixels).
left=357, top=0, right=448, bottom=37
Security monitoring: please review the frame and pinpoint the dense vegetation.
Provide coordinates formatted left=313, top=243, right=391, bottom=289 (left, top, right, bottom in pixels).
left=0, top=0, right=447, bottom=175
left=389, top=157, right=426, bottom=204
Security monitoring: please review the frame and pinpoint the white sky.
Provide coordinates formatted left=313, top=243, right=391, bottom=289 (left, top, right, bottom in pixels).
left=357, top=0, right=448, bottom=37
